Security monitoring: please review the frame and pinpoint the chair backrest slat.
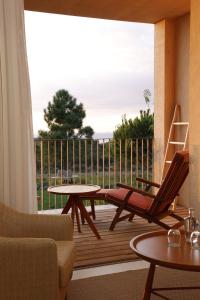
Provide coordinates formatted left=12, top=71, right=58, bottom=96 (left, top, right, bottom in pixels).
left=149, top=150, right=189, bottom=216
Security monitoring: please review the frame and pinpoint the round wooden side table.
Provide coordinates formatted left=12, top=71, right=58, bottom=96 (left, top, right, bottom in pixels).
left=48, top=184, right=101, bottom=239
left=130, top=231, right=200, bottom=300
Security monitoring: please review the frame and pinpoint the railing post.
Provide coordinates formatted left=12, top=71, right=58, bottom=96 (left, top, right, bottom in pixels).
left=54, top=140, right=57, bottom=208
left=97, top=139, right=99, bottom=185
left=91, top=139, right=93, bottom=184
left=114, top=139, right=116, bottom=187
left=136, top=139, right=139, bottom=188
left=85, top=139, right=87, bottom=184
left=119, top=139, right=122, bottom=183
left=130, top=139, right=133, bottom=186
left=40, top=140, right=44, bottom=210
left=102, top=139, right=105, bottom=188
left=47, top=140, right=50, bottom=209
left=125, top=139, right=127, bottom=184
left=79, top=140, right=81, bottom=184
left=108, top=139, right=111, bottom=188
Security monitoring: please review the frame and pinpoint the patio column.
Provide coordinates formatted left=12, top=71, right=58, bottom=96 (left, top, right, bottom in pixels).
left=0, top=0, right=36, bottom=212
left=189, top=0, right=200, bottom=216
left=154, top=19, right=176, bottom=182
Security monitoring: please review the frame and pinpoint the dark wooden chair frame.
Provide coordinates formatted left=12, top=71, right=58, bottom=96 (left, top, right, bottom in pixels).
left=106, top=151, right=189, bottom=231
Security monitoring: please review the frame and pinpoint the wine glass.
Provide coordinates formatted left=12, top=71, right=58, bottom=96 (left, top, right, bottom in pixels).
left=191, top=231, right=200, bottom=249
left=168, top=229, right=181, bottom=247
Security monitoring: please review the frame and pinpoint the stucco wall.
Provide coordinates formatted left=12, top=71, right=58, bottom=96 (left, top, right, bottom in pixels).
left=154, top=20, right=175, bottom=183
left=188, top=0, right=200, bottom=217
left=175, top=14, right=190, bottom=122
left=154, top=14, right=190, bottom=206
left=174, top=14, right=190, bottom=206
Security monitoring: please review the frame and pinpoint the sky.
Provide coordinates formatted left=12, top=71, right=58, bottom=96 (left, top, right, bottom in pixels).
left=24, top=12, right=154, bottom=138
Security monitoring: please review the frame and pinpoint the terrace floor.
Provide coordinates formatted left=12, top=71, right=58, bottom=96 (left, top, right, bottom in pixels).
left=74, top=206, right=188, bottom=268
left=41, top=205, right=188, bottom=269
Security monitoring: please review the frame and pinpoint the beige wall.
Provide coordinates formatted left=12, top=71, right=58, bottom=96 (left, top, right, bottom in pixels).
left=175, top=14, right=190, bottom=123
left=188, top=0, right=200, bottom=217
left=154, top=6, right=200, bottom=217
left=174, top=14, right=190, bottom=205
left=154, top=14, right=190, bottom=205
left=154, top=20, right=175, bottom=183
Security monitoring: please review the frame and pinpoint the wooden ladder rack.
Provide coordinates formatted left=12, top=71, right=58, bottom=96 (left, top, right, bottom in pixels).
left=161, top=104, right=189, bottom=180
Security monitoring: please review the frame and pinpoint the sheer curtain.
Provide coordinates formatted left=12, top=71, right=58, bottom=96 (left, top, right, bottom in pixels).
left=0, top=0, right=36, bottom=212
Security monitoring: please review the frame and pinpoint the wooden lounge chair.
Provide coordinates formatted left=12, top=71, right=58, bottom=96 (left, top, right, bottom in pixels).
left=106, top=150, right=189, bottom=231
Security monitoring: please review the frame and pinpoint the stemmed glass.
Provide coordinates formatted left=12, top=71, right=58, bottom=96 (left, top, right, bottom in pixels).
left=190, top=231, right=200, bottom=249
left=190, top=220, right=200, bottom=249
left=168, top=229, right=181, bottom=247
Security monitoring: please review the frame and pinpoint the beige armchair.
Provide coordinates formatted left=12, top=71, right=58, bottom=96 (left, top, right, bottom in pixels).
left=0, top=202, right=75, bottom=300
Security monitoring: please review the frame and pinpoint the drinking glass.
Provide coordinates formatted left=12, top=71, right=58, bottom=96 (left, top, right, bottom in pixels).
left=168, top=229, right=181, bottom=247
left=190, top=231, right=200, bottom=249
left=184, top=208, right=196, bottom=242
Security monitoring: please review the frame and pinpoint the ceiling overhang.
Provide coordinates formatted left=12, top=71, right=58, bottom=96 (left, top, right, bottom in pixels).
left=24, top=0, right=190, bottom=24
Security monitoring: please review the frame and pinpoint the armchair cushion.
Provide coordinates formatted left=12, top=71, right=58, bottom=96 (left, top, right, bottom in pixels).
left=127, top=192, right=154, bottom=211
left=56, top=241, right=76, bottom=288
left=106, top=188, right=130, bottom=203
left=107, top=189, right=153, bottom=211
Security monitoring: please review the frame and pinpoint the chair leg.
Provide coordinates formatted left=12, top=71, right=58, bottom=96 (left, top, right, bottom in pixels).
left=80, top=212, right=85, bottom=225
left=128, top=213, right=135, bottom=222
left=109, top=206, right=124, bottom=231
left=90, top=200, right=96, bottom=220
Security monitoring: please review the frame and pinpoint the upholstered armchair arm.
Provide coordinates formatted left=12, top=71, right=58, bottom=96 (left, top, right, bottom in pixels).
left=18, top=213, right=73, bottom=241
left=0, top=204, right=73, bottom=241
left=0, top=237, right=58, bottom=300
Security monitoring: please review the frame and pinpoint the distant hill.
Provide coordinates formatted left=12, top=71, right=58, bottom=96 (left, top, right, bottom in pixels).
left=34, top=132, right=113, bottom=139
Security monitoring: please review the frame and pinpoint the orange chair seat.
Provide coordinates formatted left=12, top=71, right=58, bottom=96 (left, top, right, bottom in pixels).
left=107, top=189, right=153, bottom=211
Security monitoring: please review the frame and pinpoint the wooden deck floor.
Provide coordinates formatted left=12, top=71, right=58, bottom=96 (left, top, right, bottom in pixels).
left=74, top=206, right=188, bottom=269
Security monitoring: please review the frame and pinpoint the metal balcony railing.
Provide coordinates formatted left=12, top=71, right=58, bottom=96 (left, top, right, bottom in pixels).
left=34, top=138, right=153, bottom=210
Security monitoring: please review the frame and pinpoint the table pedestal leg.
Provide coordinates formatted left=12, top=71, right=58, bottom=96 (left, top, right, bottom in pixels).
left=61, top=194, right=100, bottom=238
left=71, top=202, right=75, bottom=223
left=62, top=195, right=81, bottom=232
left=80, top=212, right=85, bottom=225
left=76, top=197, right=101, bottom=239
left=75, top=205, right=81, bottom=233
left=90, top=200, right=96, bottom=220
left=143, top=263, right=156, bottom=300
left=61, top=195, right=73, bottom=214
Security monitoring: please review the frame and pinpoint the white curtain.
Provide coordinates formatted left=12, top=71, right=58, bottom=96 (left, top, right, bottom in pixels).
left=0, top=0, right=36, bottom=212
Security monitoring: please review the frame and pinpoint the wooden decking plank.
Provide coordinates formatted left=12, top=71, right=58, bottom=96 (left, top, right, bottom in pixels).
left=75, top=255, right=140, bottom=268
left=74, top=206, right=188, bottom=268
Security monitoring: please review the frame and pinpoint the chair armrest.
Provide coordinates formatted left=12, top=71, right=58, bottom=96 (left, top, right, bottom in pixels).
left=116, top=183, right=155, bottom=199
left=136, top=177, right=160, bottom=188
left=1, top=207, right=73, bottom=241
left=0, top=237, right=58, bottom=300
